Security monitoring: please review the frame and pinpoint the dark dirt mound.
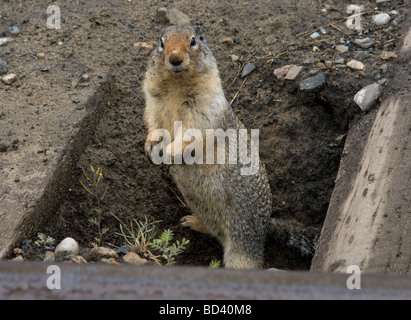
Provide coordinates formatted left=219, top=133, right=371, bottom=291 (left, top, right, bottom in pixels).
left=4, top=0, right=408, bottom=269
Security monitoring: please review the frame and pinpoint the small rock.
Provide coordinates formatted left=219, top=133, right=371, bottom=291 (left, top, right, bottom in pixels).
left=2, top=73, right=17, bottom=85
left=274, top=65, right=296, bottom=83
left=372, top=13, right=391, bottom=25
left=378, top=78, right=387, bottom=86
left=299, top=74, right=326, bottom=92
left=312, top=46, right=320, bottom=52
left=335, top=45, right=349, bottom=53
left=324, top=61, right=332, bottom=69
left=80, top=74, right=89, bottom=82
left=43, top=251, right=55, bottom=262
left=354, top=83, right=383, bottom=112
left=303, top=57, right=316, bottom=64
left=284, top=65, right=303, bottom=80
left=13, top=248, right=23, bottom=255
left=37, top=53, right=45, bottom=59
left=310, top=32, right=320, bottom=39
left=0, top=52, right=7, bottom=62
left=167, top=7, right=191, bottom=25
left=55, top=237, right=79, bottom=258
left=380, top=63, right=388, bottom=73
left=334, top=58, right=345, bottom=64
left=72, top=98, right=80, bottom=104
left=231, top=54, right=239, bottom=62
left=123, top=252, right=149, bottom=266
left=354, top=51, right=369, bottom=61
left=319, top=27, right=327, bottom=35
left=354, top=38, right=374, bottom=49
left=219, top=37, right=234, bottom=45
left=335, top=134, right=347, bottom=146
left=346, top=59, right=364, bottom=70
left=87, top=246, right=118, bottom=261
left=155, top=7, right=168, bottom=24
left=21, top=239, right=32, bottom=251
left=0, top=60, right=8, bottom=75
left=299, top=74, right=325, bottom=92
left=379, top=51, right=397, bottom=60
left=8, top=26, right=21, bottom=35
left=11, top=255, right=24, bottom=262
left=67, top=255, right=88, bottom=264
left=241, top=62, right=256, bottom=78
left=0, top=38, right=14, bottom=46
left=391, top=16, right=401, bottom=26
left=115, top=246, right=130, bottom=255
left=264, top=36, right=277, bottom=45
left=376, top=0, right=390, bottom=2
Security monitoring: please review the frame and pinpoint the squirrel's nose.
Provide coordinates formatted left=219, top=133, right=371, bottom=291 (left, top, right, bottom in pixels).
left=169, top=51, right=183, bottom=66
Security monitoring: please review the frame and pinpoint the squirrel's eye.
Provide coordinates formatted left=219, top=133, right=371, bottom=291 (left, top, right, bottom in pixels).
left=190, top=37, right=196, bottom=46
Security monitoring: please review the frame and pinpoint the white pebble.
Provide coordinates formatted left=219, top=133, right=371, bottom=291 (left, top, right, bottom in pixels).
left=335, top=45, right=349, bottom=53
left=372, top=13, right=391, bottom=25
left=310, top=32, right=320, bottom=39
left=55, top=237, right=79, bottom=256
left=0, top=37, right=14, bottom=46
left=354, top=83, right=383, bottom=112
left=231, top=54, right=239, bottom=62
left=285, top=66, right=303, bottom=80
left=346, top=59, right=364, bottom=71
left=2, top=73, right=17, bottom=85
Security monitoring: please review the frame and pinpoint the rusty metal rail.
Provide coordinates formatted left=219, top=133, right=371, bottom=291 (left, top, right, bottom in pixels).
left=1, top=261, right=411, bottom=300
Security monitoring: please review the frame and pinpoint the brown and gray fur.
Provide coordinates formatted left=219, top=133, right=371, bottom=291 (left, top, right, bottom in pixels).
left=143, top=25, right=314, bottom=268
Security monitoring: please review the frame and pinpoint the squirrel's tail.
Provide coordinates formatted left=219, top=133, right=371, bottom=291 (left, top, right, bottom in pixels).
left=269, top=218, right=319, bottom=257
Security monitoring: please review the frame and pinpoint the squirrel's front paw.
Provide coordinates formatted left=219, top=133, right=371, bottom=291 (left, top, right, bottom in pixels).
left=181, top=215, right=208, bottom=233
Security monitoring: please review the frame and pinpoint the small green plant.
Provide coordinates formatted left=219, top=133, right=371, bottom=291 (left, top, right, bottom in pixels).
left=149, top=229, right=189, bottom=266
left=80, top=164, right=110, bottom=247
left=209, top=259, right=221, bottom=268
left=92, top=139, right=102, bottom=148
left=34, top=233, right=55, bottom=250
left=111, top=213, right=162, bottom=263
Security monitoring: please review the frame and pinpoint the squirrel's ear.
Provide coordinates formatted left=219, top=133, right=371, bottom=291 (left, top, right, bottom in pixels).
left=194, top=26, right=206, bottom=42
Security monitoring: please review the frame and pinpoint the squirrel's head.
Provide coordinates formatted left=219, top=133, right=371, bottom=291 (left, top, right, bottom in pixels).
left=151, top=25, right=215, bottom=76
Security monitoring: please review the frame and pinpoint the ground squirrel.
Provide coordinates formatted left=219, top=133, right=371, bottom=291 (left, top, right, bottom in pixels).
left=143, top=25, right=315, bottom=269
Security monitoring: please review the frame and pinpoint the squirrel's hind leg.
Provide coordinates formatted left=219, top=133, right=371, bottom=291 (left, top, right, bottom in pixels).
left=223, top=239, right=264, bottom=269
